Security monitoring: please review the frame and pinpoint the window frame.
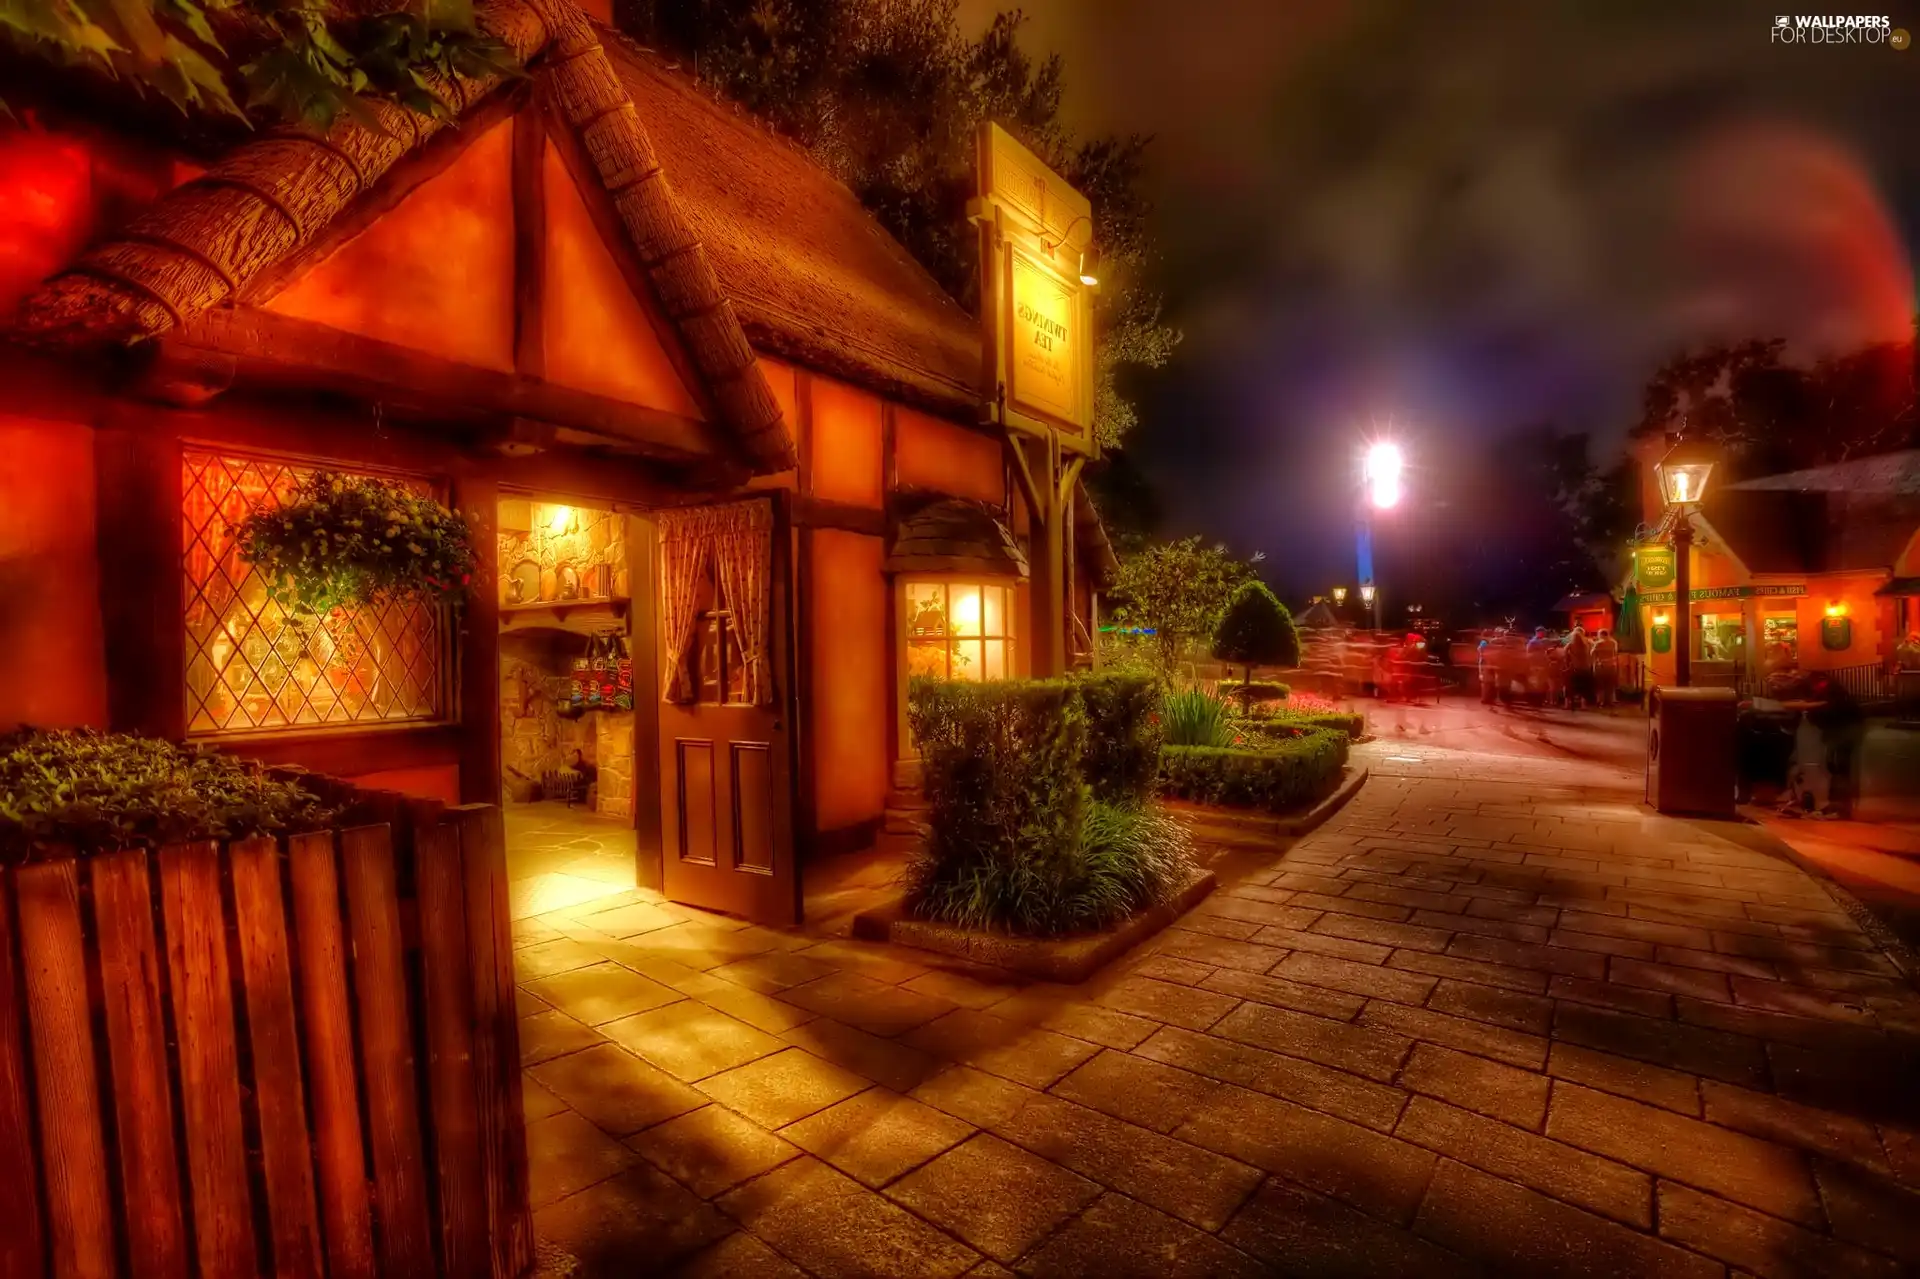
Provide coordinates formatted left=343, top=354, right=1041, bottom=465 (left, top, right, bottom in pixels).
left=895, top=577, right=1019, bottom=758
left=180, top=445, right=457, bottom=741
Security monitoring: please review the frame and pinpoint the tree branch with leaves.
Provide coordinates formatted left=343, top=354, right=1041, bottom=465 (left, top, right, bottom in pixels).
left=1, top=0, right=520, bottom=127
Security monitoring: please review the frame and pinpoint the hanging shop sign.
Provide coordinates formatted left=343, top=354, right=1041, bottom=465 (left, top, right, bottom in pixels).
left=1637, top=584, right=1807, bottom=605
left=1821, top=616, right=1853, bottom=651
left=1651, top=623, right=1673, bottom=654
left=1633, top=545, right=1676, bottom=592
left=974, top=122, right=1096, bottom=447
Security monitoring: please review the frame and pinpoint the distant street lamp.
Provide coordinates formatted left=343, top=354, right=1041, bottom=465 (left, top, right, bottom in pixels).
left=1354, top=439, right=1405, bottom=633
left=1656, top=437, right=1718, bottom=687
left=1332, top=586, right=1348, bottom=606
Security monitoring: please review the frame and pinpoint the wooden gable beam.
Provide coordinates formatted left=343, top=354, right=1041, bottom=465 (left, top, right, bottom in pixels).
left=152, top=307, right=715, bottom=461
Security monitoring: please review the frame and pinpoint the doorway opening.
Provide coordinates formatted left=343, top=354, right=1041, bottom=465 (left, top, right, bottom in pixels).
left=495, top=495, right=648, bottom=920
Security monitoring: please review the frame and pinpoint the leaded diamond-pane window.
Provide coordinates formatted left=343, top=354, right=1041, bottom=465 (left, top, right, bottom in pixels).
left=182, top=450, right=449, bottom=736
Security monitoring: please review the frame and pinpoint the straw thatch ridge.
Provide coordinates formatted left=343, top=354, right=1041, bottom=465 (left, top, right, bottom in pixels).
left=15, top=0, right=549, bottom=347
left=14, top=0, right=796, bottom=474
left=531, top=2, right=792, bottom=472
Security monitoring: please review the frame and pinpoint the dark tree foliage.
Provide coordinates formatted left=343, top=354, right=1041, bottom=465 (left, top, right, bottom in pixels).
left=1372, top=423, right=1636, bottom=628
left=1630, top=331, right=1920, bottom=479
left=620, top=0, right=1178, bottom=448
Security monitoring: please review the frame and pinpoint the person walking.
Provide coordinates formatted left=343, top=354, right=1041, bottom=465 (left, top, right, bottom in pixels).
left=1564, top=625, right=1593, bottom=711
left=1525, top=627, right=1553, bottom=705
left=1592, top=628, right=1619, bottom=708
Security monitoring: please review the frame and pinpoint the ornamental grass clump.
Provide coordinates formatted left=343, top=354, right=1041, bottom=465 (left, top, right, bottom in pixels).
left=905, top=674, right=1193, bottom=937
left=236, top=470, right=476, bottom=616
left=1161, top=687, right=1236, bottom=747
left=0, top=729, right=336, bottom=862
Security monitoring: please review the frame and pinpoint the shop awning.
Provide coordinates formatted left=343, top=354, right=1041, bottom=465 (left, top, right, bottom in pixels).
left=886, top=499, right=1028, bottom=578
left=1875, top=577, right=1920, bottom=596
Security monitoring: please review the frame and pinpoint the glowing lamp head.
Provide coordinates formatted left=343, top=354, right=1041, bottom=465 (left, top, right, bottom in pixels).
left=1364, top=441, right=1405, bottom=509
left=1656, top=437, right=1717, bottom=509
left=1077, top=245, right=1100, bottom=288
left=1825, top=601, right=1848, bottom=619
left=1332, top=586, right=1348, bottom=605
left=546, top=504, right=575, bottom=534
left=1654, top=612, right=1671, bottom=627
left=1359, top=583, right=1377, bottom=605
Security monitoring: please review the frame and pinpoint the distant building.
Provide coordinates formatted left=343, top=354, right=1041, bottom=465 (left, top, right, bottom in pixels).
left=1627, top=448, right=1920, bottom=689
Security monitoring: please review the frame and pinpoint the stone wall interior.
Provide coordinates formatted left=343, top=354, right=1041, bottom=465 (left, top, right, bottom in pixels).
left=496, top=500, right=636, bottom=819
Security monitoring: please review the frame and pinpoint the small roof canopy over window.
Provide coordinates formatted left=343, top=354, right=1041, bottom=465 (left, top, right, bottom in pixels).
left=887, top=499, right=1028, bottom=578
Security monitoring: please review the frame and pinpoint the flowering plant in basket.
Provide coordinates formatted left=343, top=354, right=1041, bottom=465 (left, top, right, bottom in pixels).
left=235, top=471, right=476, bottom=615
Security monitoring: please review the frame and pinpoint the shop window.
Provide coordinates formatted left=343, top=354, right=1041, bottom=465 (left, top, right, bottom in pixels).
left=1696, top=612, right=1744, bottom=663
left=182, top=450, right=448, bottom=736
left=904, top=581, right=1015, bottom=683
left=1762, top=614, right=1798, bottom=667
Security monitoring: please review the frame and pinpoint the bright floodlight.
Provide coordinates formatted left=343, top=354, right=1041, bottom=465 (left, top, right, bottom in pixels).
left=1364, top=441, right=1404, bottom=509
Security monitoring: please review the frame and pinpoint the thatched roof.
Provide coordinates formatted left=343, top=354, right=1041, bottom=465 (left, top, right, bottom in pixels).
left=887, top=499, right=1027, bottom=578
left=603, top=36, right=983, bottom=419
left=12, top=0, right=795, bottom=474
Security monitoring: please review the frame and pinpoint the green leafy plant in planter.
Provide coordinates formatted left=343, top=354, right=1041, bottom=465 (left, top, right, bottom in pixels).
left=0, top=728, right=336, bottom=861
left=905, top=675, right=1193, bottom=937
left=236, top=470, right=476, bottom=616
left=1162, top=687, right=1235, bottom=747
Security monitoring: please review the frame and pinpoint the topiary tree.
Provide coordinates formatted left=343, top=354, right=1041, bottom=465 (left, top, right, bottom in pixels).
left=1211, top=580, right=1300, bottom=710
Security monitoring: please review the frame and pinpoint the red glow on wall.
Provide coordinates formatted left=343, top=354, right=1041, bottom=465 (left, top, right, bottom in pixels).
left=0, top=123, right=93, bottom=317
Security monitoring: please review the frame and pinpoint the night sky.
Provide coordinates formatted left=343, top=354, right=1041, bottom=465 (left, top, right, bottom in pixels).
left=960, top=0, right=1920, bottom=605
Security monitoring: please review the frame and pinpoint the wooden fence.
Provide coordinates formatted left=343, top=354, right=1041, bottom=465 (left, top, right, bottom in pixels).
left=0, top=786, right=531, bottom=1279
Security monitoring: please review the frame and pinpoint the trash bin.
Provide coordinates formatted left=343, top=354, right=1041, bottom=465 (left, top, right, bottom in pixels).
left=1647, top=686, right=1738, bottom=817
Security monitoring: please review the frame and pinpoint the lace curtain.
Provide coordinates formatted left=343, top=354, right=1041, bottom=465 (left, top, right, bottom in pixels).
left=655, top=501, right=773, bottom=705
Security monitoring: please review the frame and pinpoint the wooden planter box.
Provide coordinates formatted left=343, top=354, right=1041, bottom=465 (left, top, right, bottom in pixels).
left=0, top=785, right=531, bottom=1279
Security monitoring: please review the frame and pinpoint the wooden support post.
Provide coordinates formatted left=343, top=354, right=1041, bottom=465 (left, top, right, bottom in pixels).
left=455, top=473, right=502, bottom=806
left=96, top=427, right=185, bottom=739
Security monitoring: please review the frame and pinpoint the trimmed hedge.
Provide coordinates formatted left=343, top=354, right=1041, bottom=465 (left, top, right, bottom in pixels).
left=908, top=677, right=1088, bottom=878
left=1075, top=672, right=1164, bottom=806
left=905, top=674, right=1190, bottom=936
left=1159, top=727, right=1349, bottom=813
left=0, top=728, right=336, bottom=861
left=1245, top=707, right=1366, bottom=740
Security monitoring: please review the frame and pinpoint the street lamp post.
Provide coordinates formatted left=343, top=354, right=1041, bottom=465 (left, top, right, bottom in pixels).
left=1356, top=441, right=1404, bottom=634
left=1655, top=438, right=1718, bottom=688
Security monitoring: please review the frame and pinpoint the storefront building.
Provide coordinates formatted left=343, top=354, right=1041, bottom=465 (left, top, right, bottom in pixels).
left=0, top=0, right=1110, bottom=924
left=1628, top=451, right=1920, bottom=690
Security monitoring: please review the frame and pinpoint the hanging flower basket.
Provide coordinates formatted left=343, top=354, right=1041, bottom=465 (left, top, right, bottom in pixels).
left=236, top=470, right=477, bottom=616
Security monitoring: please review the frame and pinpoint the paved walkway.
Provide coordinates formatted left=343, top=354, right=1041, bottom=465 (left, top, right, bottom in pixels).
left=517, top=740, right=1920, bottom=1277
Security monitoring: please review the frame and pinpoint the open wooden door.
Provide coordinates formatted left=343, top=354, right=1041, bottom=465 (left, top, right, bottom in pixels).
left=656, top=500, right=799, bottom=925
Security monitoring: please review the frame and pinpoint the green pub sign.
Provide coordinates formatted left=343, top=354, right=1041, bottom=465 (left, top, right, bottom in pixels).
left=1634, top=546, right=1676, bottom=592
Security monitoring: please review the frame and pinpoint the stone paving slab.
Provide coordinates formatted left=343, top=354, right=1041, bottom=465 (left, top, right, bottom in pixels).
left=522, top=739, right=1920, bottom=1278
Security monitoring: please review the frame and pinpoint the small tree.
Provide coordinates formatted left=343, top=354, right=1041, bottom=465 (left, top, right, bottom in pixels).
left=1105, top=537, right=1259, bottom=682
left=1211, top=581, right=1299, bottom=709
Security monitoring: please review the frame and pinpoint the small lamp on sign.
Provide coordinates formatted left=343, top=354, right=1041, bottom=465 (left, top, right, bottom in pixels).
left=1077, top=245, right=1100, bottom=288
left=1825, top=601, right=1848, bottom=619
left=1654, top=612, right=1671, bottom=627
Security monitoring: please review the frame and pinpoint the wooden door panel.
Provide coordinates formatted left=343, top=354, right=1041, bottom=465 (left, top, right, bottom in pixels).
left=656, top=498, right=798, bottom=925
left=731, top=743, right=774, bottom=874
left=675, top=739, right=717, bottom=866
